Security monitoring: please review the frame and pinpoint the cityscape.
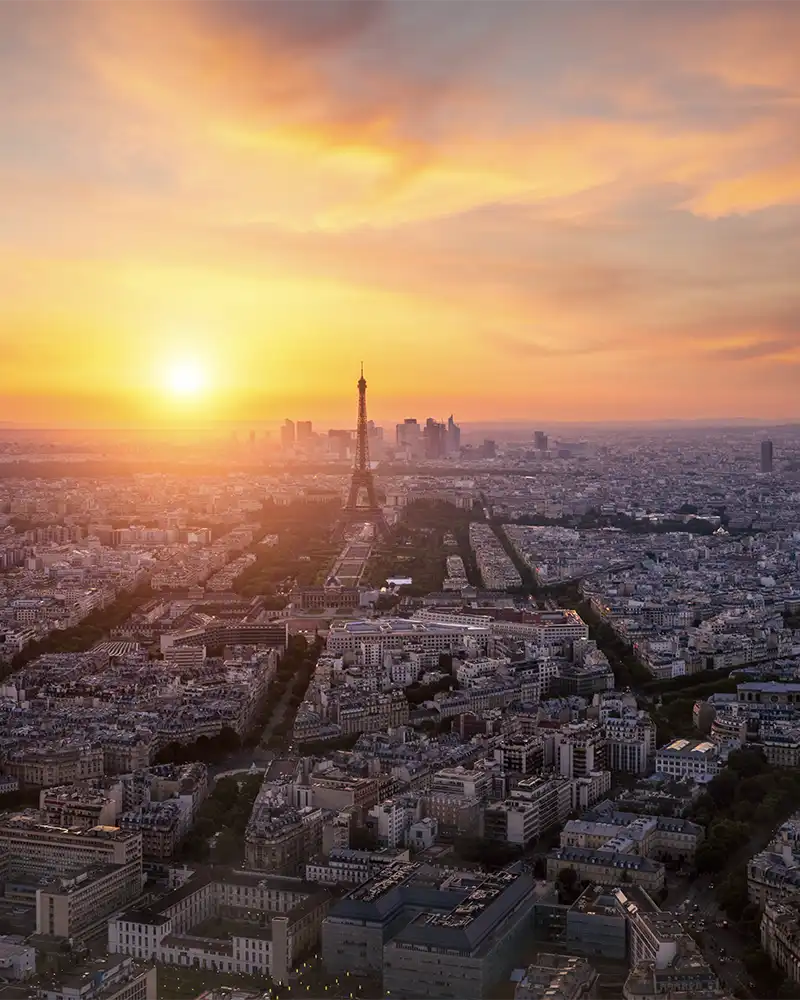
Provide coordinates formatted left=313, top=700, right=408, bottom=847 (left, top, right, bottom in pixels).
left=3, top=3, right=800, bottom=1000
left=0, top=371, right=798, bottom=1000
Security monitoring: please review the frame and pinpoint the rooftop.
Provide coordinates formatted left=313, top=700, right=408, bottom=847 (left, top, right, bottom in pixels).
left=548, top=847, right=662, bottom=872
left=515, top=953, right=597, bottom=1000
left=330, top=617, right=489, bottom=635
left=659, top=739, right=717, bottom=754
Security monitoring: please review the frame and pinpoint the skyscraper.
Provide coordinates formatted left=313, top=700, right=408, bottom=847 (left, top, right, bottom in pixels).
left=396, top=418, right=420, bottom=450
left=534, top=430, right=548, bottom=452
left=424, top=418, right=446, bottom=459
left=327, top=429, right=351, bottom=458
left=280, top=419, right=295, bottom=451
left=761, top=439, right=774, bottom=473
left=446, top=415, right=461, bottom=455
left=296, top=421, right=313, bottom=442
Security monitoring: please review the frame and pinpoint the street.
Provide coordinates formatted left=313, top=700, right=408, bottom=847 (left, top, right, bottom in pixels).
left=208, top=657, right=304, bottom=781
left=666, top=874, right=754, bottom=997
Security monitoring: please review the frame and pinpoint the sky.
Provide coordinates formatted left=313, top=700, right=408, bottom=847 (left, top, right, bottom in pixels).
left=1, top=0, right=800, bottom=427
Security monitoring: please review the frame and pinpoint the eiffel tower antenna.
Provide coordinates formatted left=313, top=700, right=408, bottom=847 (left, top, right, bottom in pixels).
left=335, top=366, right=390, bottom=541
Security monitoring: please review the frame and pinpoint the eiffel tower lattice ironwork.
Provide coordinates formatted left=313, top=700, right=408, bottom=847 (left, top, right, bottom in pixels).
left=337, top=365, right=391, bottom=541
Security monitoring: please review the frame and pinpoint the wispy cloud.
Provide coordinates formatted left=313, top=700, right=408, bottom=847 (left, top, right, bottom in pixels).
left=1, top=1, right=800, bottom=422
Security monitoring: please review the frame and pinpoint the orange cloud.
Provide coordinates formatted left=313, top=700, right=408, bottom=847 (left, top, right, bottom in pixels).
left=2, top=1, right=800, bottom=424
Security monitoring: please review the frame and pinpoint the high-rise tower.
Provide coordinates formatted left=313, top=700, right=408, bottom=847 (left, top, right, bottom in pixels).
left=761, top=439, right=774, bottom=474
left=336, top=366, right=391, bottom=541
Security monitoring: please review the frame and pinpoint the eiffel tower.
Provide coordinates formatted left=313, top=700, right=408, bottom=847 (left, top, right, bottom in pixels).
left=336, top=365, right=391, bottom=542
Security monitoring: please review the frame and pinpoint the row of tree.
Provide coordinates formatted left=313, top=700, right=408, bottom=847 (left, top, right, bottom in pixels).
left=7, top=583, right=155, bottom=675
left=0, top=583, right=153, bottom=680
left=179, top=772, right=263, bottom=864
left=690, top=748, right=800, bottom=873
left=364, top=500, right=483, bottom=595
left=262, top=634, right=322, bottom=749
left=155, top=726, right=241, bottom=766
left=574, top=599, right=652, bottom=688
left=233, top=500, right=340, bottom=599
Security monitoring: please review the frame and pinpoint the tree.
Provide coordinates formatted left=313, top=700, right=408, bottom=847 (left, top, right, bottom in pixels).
left=217, top=727, right=241, bottom=753
left=694, top=841, right=728, bottom=874
left=350, top=827, right=378, bottom=851
left=213, top=777, right=240, bottom=811
left=743, top=946, right=779, bottom=984
left=453, top=836, right=519, bottom=868
left=728, top=747, right=768, bottom=779
left=212, top=829, right=243, bottom=865
left=557, top=867, right=578, bottom=892
left=707, top=769, right=739, bottom=810
left=716, top=868, right=749, bottom=920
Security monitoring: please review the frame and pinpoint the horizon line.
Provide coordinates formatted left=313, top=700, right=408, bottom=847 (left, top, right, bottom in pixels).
left=1, top=417, right=799, bottom=433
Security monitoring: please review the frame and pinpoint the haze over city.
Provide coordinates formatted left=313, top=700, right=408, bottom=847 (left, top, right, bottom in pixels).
left=2, top=1, right=800, bottom=427
left=4, top=7, right=800, bottom=1000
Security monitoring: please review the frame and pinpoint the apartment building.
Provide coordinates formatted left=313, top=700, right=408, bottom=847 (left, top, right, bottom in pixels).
left=603, top=715, right=656, bottom=774
left=572, top=772, right=613, bottom=812
left=546, top=847, right=665, bottom=894
left=37, top=957, right=156, bottom=1000
left=494, top=735, right=546, bottom=775
left=310, top=773, right=379, bottom=814
left=0, top=815, right=142, bottom=880
left=423, top=791, right=482, bottom=839
left=323, top=863, right=542, bottom=999
left=4, top=745, right=104, bottom=788
left=40, top=781, right=124, bottom=828
left=514, top=954, right=598, bottom=1000
left=512, top=776, right=575, bottom=831
left=491, top=610, right=589, bottom=645
left=369, top=799, right=414, bottom=849
left=613, top=887, right=696, bottom=969
left=118, top=803, right=183, bottom=860
left=109, top=868, right=330, bottom=985
left=484, top=799, right=541, bottom=847
left=747, top=844, right=800, bottom=906
left=623, top=956, right=724, bottom=1000
left=245, top=792, right=324, bottom=875
left=654, top=739, right=721, bottom=781
left=468, top=524, right=522, bottom=590
left=485, top=776, right=575, bottom=848
left=430, top=766, right=491, bottom=801
left=555, top=724, right=605, bottom=779
left=36, top=860, right=144, bottom=945
left=101, top=735, right=154, bottom=775
left=761, top=728, right=800, bottom=769
left=335, top=690, right=409, bottom=736
left=305, top=847, right=411, bottom=886
left=761, top=899, right=800, bottom=986
left=148, top=762, right=208, bottom=827
left=327, top=618, right=490, bottom=657
left=560, top=811, right=703, bottom=864
left=0, top=936, right=36, bottom=981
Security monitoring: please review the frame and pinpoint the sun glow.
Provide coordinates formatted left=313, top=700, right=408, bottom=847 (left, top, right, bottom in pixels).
left=165, top=358, right=207, bottom=398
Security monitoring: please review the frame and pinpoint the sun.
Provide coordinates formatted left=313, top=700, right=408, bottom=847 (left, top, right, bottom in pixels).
left=165, top=358, right=207, bottom=398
